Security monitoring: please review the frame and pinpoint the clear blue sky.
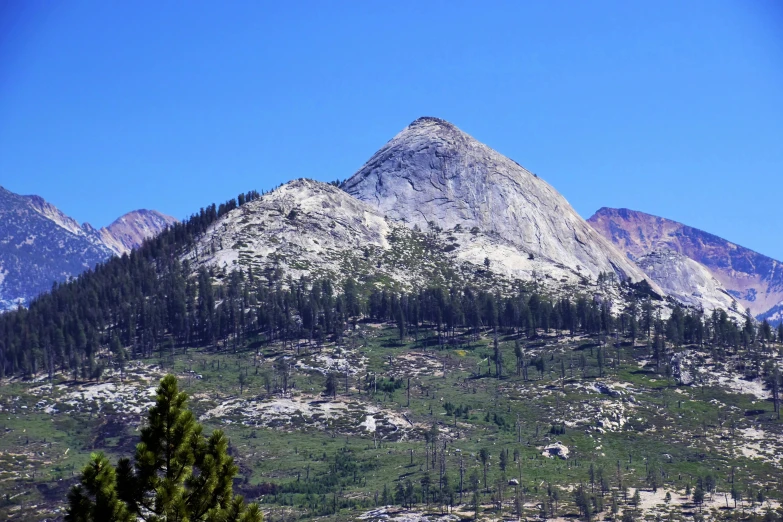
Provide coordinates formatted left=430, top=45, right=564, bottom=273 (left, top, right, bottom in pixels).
left=2, top=1, right=782, bottom=257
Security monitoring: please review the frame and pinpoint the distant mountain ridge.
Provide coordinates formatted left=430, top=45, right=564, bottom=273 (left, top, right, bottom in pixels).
left=0, top=186, right=176, bottom=310
left=588, top=207, right=783, bottom=318
left=5, top=118, right=766, bottom=321
left=98, top=209, right=179, bottom=255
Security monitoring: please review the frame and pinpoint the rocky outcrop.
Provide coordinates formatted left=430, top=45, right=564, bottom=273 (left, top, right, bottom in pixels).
left=185, top=179, right=396, bottom=280
left=670, top=350, right=694, bottom=386
left=0, top=186, right=175, bottom=310
left=187, top=178, right=638, bottom=301
left=342, top=117, right=649, bottom=284
left=635, top=250, right=737, bottom=312
left=186, top=178, right=524, bottom=293
left=588, top=208, right=783, bottom=317
left=542, top=442, right=569, bottom=459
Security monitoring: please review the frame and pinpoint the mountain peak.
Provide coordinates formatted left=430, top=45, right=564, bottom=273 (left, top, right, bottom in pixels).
left=107, top=208, right=172, bottom=227
left=342, top=118, right=649, bottom=284
left=591, top=207, right=661, bottom=222
left=100, top=209, right=177, bottom=255
left=397, top=116, right=474, bottom=145
left=407, top=116, right=458, bottom=130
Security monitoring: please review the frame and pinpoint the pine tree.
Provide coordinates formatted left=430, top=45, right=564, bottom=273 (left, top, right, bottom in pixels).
left=479, top=448, right=489, bottom=491
left=397, top=305, right=406, bottom=342
left=597, top=346, right=604, bottom=377
left=499, top=448, right=508, bottom=473
left=66, top=375, right=262, bottom=522
left=66, top=453, right=131, bottom=522
left=324, top=373, right=338, bottom=399
left=420, top=472, right=431, bottom=507
left=693, top=485, right=705, bottom=511
left=493, top=333, right=503, bottom=378
left=514, top=339, right=523, bottom=377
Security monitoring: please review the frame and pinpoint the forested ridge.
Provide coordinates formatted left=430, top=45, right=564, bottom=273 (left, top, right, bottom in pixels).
left=0, top=188, right=778, bottom=382
left=0, top=190, right=256, bottom=378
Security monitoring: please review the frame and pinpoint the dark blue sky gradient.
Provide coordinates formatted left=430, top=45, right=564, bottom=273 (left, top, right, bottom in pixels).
left=1, top=1, right=782, bottom=257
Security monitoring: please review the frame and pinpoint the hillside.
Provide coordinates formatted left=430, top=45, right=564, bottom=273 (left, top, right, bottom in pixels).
left=186, top=179, right=634, bottom=304
left=0, top=122, right=781, bottom=522
left=589, top=207, right=783, bottom=317
left=1, top=310, right=781, bottom=521
left=0, top=190, right=780, bottom=521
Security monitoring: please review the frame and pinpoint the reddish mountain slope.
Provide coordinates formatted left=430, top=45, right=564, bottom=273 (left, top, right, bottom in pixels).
left=588, top=208, right=783, bottom=316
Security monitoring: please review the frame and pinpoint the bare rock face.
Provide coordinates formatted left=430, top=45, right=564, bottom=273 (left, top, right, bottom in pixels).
left=635, top=250, right=736, bottom=312
left=25, top=194, right=89, bottom=238
left=99, top=209, right=178, bottom=255
left=189, top=179, right=639, bottom=302
left=542, top=442, right=569, bottom=459
left=589, top=207, right=783, bottom=317
left=670, top=350, right=694, bottom=386
left=342, top=117, right=648, bottom=284
left=186, top=179, right=395, bottom=280
left=188, top=179, right=645, bottom=310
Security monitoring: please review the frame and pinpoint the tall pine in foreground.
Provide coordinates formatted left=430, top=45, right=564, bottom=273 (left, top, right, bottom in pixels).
left=66, top=375, right=262, bottom=522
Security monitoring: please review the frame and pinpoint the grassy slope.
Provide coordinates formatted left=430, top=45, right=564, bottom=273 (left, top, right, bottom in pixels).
left=1, top=325, right=781, bottom=521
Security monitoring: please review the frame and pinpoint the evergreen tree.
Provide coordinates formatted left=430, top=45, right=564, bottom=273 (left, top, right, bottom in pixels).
left=479, top=448, right=489, bottom=491
left=324, top=373, right=338, bottom=399
left=693, top=485, right=705, bottom=511
left=493, top=334, right=503, bottom=378
left=597, top=346, right=604, bottom=377
left=420, top=472, right=431, bottom=507
left=66, top=453, right=131, bottom=522
left=66, top=375, right=262, bottom=522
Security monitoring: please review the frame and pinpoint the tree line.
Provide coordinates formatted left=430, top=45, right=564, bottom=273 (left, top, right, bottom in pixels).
left=1, top=186, right=778, bottom=382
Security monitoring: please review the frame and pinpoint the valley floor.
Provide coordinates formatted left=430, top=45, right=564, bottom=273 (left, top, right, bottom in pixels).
left=1, top=324, right=782, bottom=521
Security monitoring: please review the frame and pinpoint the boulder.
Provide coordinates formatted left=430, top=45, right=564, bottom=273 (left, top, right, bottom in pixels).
left=542, top=442, right=569, bottom=459
left=670, top=350, right=694, bottom=385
